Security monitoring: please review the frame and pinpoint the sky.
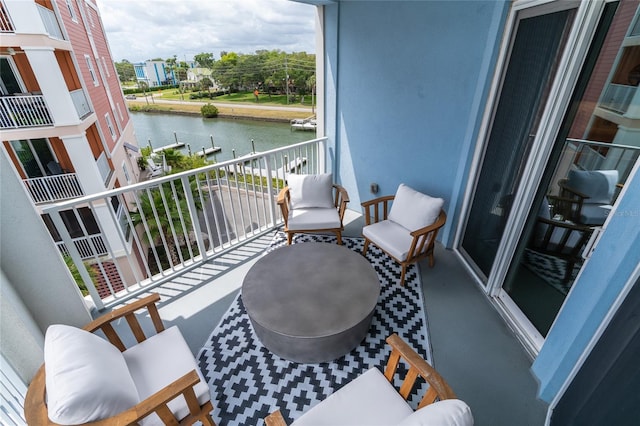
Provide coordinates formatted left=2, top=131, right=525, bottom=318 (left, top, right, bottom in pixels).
left=97, top=0, right=317, bottom=63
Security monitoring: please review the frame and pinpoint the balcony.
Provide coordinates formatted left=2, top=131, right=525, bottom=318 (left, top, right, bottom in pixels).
left=599, top=83, right=637, bottom=115
left=23, top=173, right=84, bottom=204
left=0, top=94, right=53, bottom=129
left=36, top=137, right=548, bottom=424
left=0, top=0, right=14, bottom=32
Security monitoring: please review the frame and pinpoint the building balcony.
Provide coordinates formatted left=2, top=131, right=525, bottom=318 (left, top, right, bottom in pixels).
left=599, top=83, right=638, bottom=115
left=0, top=94, right=53, bottom=129
left=23, top=172, right=83, bottom=204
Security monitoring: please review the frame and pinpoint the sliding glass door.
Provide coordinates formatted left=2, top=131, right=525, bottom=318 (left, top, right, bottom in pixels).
left=460, top=3, right=577, bottom=281
left=459, top=0, right=640, bottom=353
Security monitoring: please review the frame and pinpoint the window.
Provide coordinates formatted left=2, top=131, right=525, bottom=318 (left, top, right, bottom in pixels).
left=101, top=57, right=110, bottom=77
left=0, top=57, right=25, bottom=95
left=105, top=113, right=116, bottom=140
left=84, top=55, right=98, bottom=86
left=122, top=162, right=131, bottom=183
left=9, top=138, right=57, bottom=178
left=43, top=208, right=100, bottom=241
left=65, top=0, right=77, bottom=21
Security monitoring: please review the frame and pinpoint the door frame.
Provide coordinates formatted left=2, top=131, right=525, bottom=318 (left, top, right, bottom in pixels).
left=454, top=0, right=614, bottom=356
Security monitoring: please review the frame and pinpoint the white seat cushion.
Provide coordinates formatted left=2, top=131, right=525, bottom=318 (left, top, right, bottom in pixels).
left=388, top=184, right=443, bottom=232
left=292, top=368, right=413, bottom=426
left=44, top=324, right=139, bottom=425
left=363, top=220, right=413, bottom=261
left=288, top=173, right=334, bottom=209
left=287, top=207, right=341, bottom=230
left=397, top=399, right=474, bottom=426
left=123, top=326, right=210, bottom=425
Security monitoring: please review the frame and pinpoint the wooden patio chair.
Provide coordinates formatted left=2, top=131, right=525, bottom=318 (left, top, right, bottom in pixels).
left=361, top=184, right=446, bottom=286
left=24, top=293, right=216, bottom=426
left=277, top=173, right=349, bottom=245
left=264, top=334, right=473, bottom=426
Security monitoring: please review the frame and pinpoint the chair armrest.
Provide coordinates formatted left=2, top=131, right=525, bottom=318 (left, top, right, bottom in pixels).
left=265, top=410, right=289, bottom=426
left=535, top=217, right=592, bottom=256
left=83, top=293, right=164, bottom=351
left=333, top=184, right=350, bottom=221
left=361, top=195, right=395, bottom=225
left=384, top=333, right=456, bottom=409
left=24, top=368, right=209, bottom=426
left=277, top=187, right=290, bottom=225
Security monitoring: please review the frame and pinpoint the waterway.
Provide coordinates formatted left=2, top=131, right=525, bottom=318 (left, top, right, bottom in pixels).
left=130, top=112, right=315, bottom=163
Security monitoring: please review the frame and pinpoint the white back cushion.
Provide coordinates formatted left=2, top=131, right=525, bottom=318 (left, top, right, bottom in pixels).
left=389, top=184, right=444, bottom=231
left=397, top=399, right=474, bottom=426
left=288, top=173, right=334, bottom=209
left=44, top=324, right=139, bottom=425
left=566, top=170, right=618, bottom=204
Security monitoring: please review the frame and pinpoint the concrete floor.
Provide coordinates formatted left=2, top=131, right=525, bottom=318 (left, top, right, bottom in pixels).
left=138, top=210, right=548, bottom=425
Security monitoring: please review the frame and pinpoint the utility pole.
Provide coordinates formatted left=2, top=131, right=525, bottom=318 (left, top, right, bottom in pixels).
left=285, top=56, right=289, bottom=105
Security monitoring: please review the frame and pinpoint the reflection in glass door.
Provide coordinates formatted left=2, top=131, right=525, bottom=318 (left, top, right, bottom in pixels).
left=504, top=1, right=640, bottom=337
left=460, top=4, right=577, bottom=280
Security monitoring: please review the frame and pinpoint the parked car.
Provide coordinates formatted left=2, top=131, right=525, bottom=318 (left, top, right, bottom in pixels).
left=125, top=94, right=136, bottom=99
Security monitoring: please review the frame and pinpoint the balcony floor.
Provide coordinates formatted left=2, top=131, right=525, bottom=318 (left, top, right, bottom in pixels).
left=112, top=210, right=548, bottom=425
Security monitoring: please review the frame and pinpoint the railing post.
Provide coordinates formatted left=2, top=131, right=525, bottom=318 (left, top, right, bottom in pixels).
left=181, top=175, right=207, bottom=261
left=48, top=209, right=104, bottom=310
left=263, top=153, right=277, bottom=227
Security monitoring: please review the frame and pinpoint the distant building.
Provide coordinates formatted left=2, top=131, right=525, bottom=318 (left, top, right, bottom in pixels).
left=134, top=59, right=197, bottom=87
left=1, top=0, right=145, bottom=285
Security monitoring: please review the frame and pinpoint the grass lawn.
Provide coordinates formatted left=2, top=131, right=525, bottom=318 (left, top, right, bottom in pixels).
left=126, top=99, right=312, bottom=122
left=144, top=89, right=314, bottom=107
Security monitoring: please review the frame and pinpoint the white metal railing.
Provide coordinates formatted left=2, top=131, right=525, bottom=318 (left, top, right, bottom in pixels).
left=56, top=235, right=108, bottom=260
left=24, top=173, right=84, bottom=204
left=96, top=152, right=111, bottom=184
left=36, top=3, right=63, bottom=39
left=599, top=83, right=637, bottom=115
left=43, top=138, right=327, bottom=309
left=0, top=95, right=53, bottom=129
left=0, top=0, right=14, bottom=32
left=70, top=88, right=91, bottom=118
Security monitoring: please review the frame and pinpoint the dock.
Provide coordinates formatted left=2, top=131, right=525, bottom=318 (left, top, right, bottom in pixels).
left=234, top=155, right=307, bottom=179
left=194, top=146, right=222, bottom=157
left=290, top=116, right=317, bottom=131
left=152, top=142, right=185, bottom=153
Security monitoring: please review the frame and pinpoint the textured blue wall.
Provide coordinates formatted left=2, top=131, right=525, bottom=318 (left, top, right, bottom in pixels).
left=532, top=167, right=640, bottom=402
left=323, top=1, right=507, bottom=246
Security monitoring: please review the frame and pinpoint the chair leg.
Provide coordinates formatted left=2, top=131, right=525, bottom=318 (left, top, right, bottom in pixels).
left=336, top=230, right=343, bottom=245
left=362, top=239, right=370, bottom=256
left=287, top=232, right=293, bottom=245
left=428, top=252, right=435, bottom=268
left=400, top=264, right=407, bottom=287
left=202, top=413, right=217, bottom=426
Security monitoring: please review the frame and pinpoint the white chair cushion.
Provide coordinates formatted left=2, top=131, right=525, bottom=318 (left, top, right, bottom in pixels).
left=292, top=368, right=413, bottom=426
left=566, top=170, right=618, bottom=204
left=363, top=220, right=414, bottom=261
left=388, top=184, right=443, bottom=232
left=44, top=324, right=139, bottom=425
left=397, top=399, right=474, bottom=426
left=287, top=208, right=341, bottom=230
left=288, top=173, right=334, bottom=209
left=123, top=326, right=210, bottom=425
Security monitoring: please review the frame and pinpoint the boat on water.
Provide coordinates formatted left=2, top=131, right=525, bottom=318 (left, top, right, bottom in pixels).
left=290, top=116, right=317, bottom=131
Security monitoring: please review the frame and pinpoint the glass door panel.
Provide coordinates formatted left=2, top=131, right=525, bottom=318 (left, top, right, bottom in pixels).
left=504, top=1, right=640, bottom=337
left=461, top=5, right=577, bottom=280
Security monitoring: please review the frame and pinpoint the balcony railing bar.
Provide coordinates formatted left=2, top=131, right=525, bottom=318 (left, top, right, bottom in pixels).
left=36, top=4, right=63, bottom=39
left=0, top=0, right=14, bottom=32
left=0, top=95, right=53, bottom=129
left=24, top=173, right=83, bottom=204
left=599, top=83, right=636, bottom=114
left=43, top=138, right=327, bottom=309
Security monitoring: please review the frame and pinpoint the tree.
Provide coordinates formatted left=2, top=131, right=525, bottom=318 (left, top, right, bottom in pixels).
left=115, top=59, right=136, bottom=82
left=194, top=52, right=215, bottom=69
left=130, top=180, right=202, bottom=267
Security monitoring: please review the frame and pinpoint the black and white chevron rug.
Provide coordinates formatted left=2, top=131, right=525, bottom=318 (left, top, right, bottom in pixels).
left=197, top=232, right=432, bottom=425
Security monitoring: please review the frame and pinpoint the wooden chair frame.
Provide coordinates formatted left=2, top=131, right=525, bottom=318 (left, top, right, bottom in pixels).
left=277, top=184, right=350, bottom=245
left=264, top=333, right=456, bottom=426
left=361, top=195, right=447, bottom=285
left=530, top=216, right=593, bottom=283
left=24, top=293, right=216, bottom=426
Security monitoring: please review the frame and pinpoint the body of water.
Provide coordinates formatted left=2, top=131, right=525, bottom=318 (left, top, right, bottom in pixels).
left=130, top=112, right=315, bottom=162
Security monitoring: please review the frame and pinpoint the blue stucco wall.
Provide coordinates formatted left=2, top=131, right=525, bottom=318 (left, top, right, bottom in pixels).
left=323, top=1, right=508, bottom=245
left=532, top=166, right=640, bottom=402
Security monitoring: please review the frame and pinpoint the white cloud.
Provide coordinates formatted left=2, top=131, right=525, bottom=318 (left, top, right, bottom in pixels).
left=97, top=0, right=316, bottom=62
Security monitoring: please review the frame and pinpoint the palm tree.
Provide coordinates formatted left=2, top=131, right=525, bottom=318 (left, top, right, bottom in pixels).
left=130, top=181, right=202, bottom=269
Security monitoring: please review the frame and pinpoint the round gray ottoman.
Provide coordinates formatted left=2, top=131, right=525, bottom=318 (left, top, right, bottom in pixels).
left=242, top=242, right=380, bottom=363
